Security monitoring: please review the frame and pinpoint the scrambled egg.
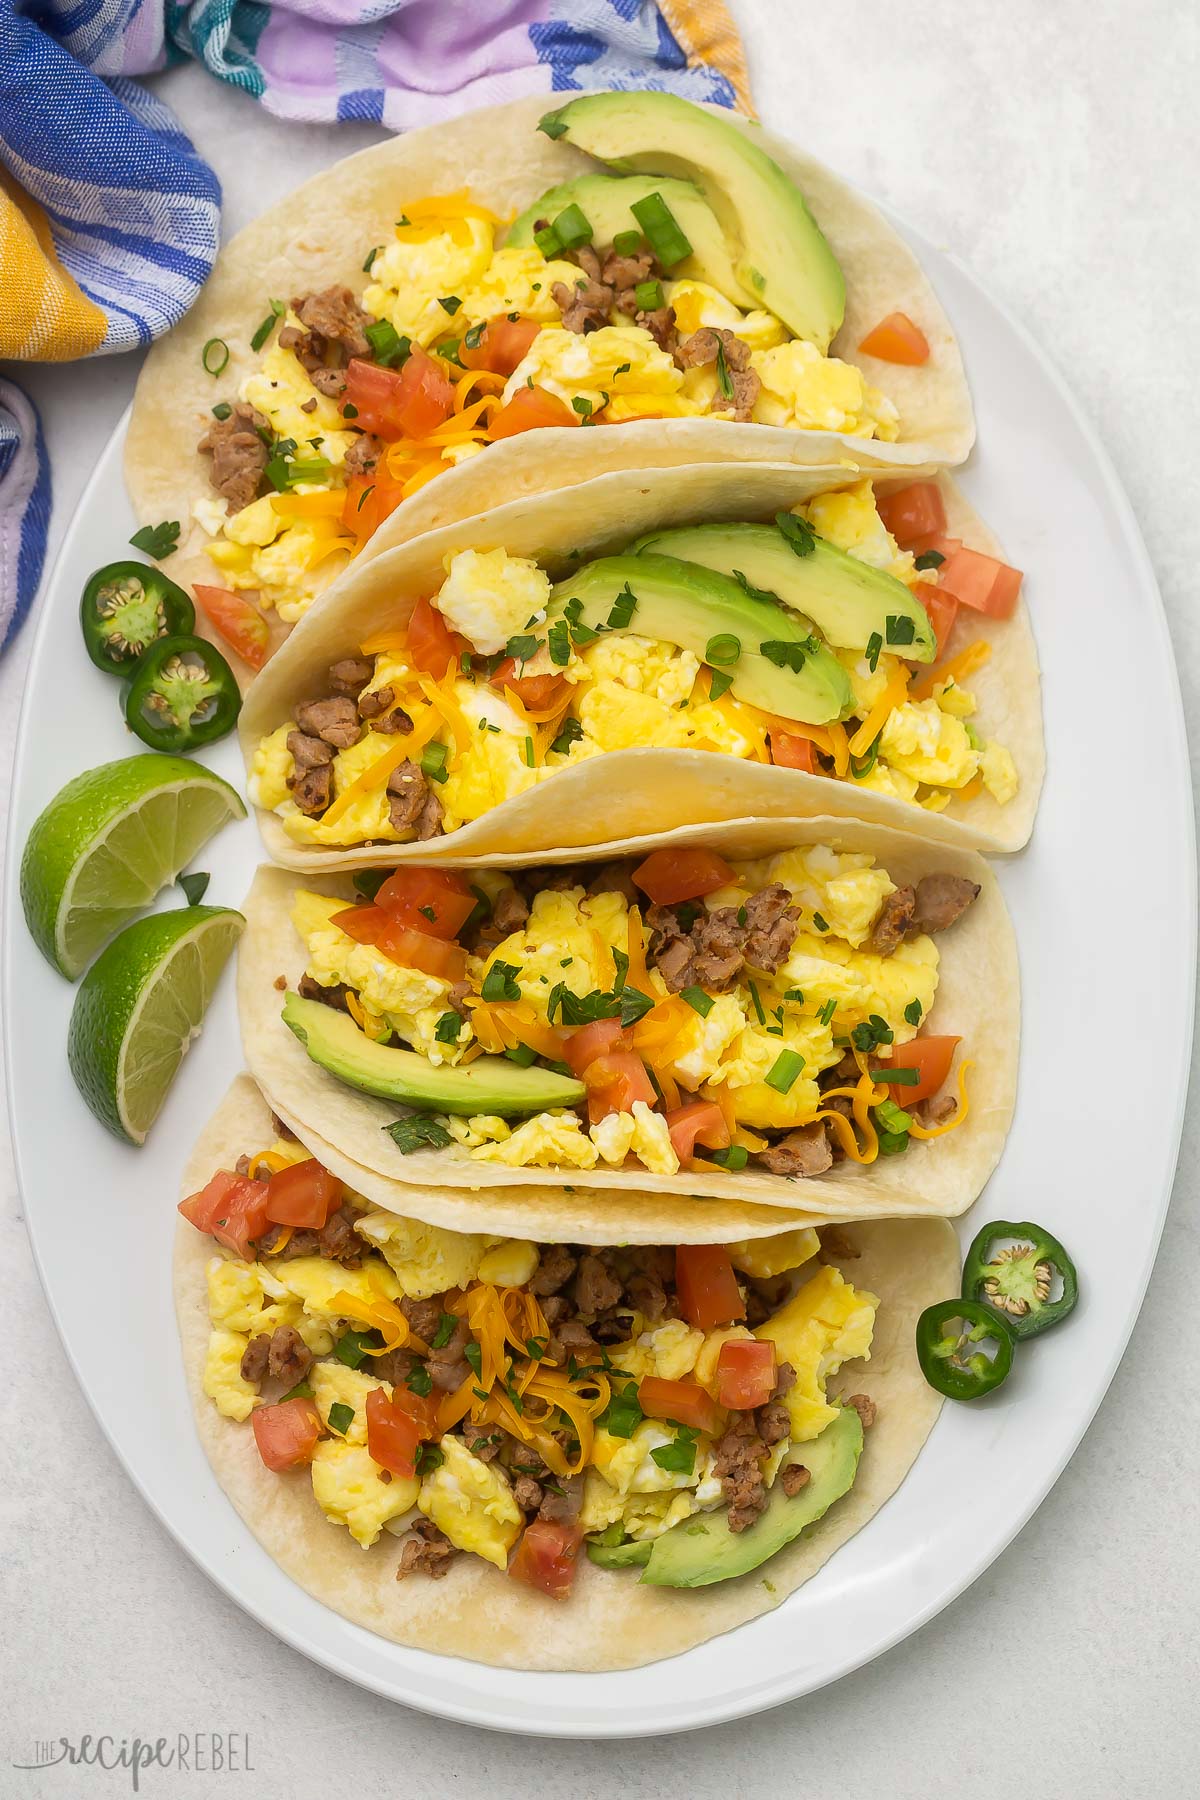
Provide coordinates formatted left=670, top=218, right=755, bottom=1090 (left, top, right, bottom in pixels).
left=665, top=992, right=746, bottom=1087
left=203, top=1329, right=260, bottom=1422
left=291, top=890, right=464, bottom=1059
left=711, top=1017, right=826, bottom=1130
left=205, top=490, right=352, bottom=625
left=241, top=328, right=356, bottom=463
left=752, top=340, right=900, bottom=440
left=666, top=278, right=785, bottom=354
left=756, top=1266, right=878, bottom=1441
left=590, top=1102, right=680, bottom=1174
left=434, top=547, right=551, bottom=655
left=979, top=740, right=1019, bottom=803
left=438, top=680, right=543, bottom=830
left=312, top=1440, right=419, bottom=1548
left=310, top=1361, right=386, bottom=1447
left=879, top=699, right=978, bottom=790
left=268, top=1254, right=402, bottom=1327
left=749, top=846, right=896, bottom=949
left=354, top=1212, right=497, bottom=1296
left=486, top=885, right=626, bottom=1018
left=728, top=1228, right=820, bottom=1281
left=458, top=245, right=578, bottom=324
left=417, top=1435, right=521, bottom=1569
left=467, top=1111, right=599, bottom=1170
left=363, top=210, right=495, bottom=346
left=577, top=633, right=700, bottom=708
left=798, top=482, right=916, bottom=586
left=504, top=323, right=692, bottom=421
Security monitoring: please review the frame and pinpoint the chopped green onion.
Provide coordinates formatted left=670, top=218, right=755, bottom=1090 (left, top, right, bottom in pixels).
left=765, top=1049, right=805, bottom=1094
left=817, top=998, right=837, bottom=1026
left=522, top=736, right=535, bottom=768
left=362, top=245, right=381, bottom=273
left=629, top=192, right=692, bottom=268
left=600, top=1381, right=643, bottom=1439
left=249, top=299, right=285, bottom=353
left=553, top=204, right=593, bottom=250
left=877, top=1129, right=909, bottom=1155
left=747, top=980, right=767, bottom=1027
left=705, top=633, right=741, bottom=667
left=874, top=1098, right=913, bottom=1134
left=406, top=1364, right=433, bottom=1397
left=202, top=338, right=229, bottom=376
left=210, top=401, right=232, bottom=422
left=386, top=1114, right=452, bottom=1154
left=365, top=319, right=410, bottom=367
left=873, top=1065, right=919, bottom=1085
left=419, top=741, right=449, bottom=784
left=353, top=870, right=387, bottom=901
left=812, top=912, right=829, bottom=933
left=651, top=1428, right=697, bottom=1475
left=342, top=402, right=359, bottom=419
left=534, top=224, right=564, bottom=258
left=571, top=395, right=593, bottom=420
left=504, top=1043, right=537, bottom=1068
left=279, top=1381, right=314, bottom=1402
left=634, top=279, right=664, bottom=312
left=680, top=986, right=714, bottom=1017
left=415, top=1443, right=444, bottom=1476
left=481, top=962, right=522, bottom=1002
left=714, top=338, right=734, bottom=400
left=334, top=1330, right=376, bottom=1369
left=708, top=1144, right=749, bottom=1171
left=612, top=229, right=643, bottom=256
left=775, top=511, right=816, bottom=557
left=328, top=1403, right=355, bottom=1436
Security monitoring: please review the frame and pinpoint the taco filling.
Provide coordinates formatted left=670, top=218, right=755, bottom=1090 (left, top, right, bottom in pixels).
left=181, top=1137, right=881, bottom=1596
left=193, top=91, right=940, bottom=626
left=278, top=843, right=978, bottom=1184
left=249, top=479, right=1022, bottom=845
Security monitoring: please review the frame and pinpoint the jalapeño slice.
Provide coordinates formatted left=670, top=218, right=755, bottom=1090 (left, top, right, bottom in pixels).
left=916, top=1299, right=1015, bottom=1401
left=962, top=1220, right=1078, bottom=1340
left=122, top=634, right=241, bottom=753
left=81, top=561, right=195, bottom=675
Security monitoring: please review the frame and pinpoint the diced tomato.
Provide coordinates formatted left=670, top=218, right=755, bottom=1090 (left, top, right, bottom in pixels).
left=178, top=1170, right=271, bottom=1259
left=193, top=584, right=269, bottom=671
left=405, top=593, right=469, bottom=679
left=393, top=1380, right=442, bottom=1438
left=374, top=867, right=475, bottom=940
left=875, top=482, right=947, bottom=548
left=508, top=1517, right=583, bottom=1600
left=488, top=658, right=571, bottom=712
left=583, top=1050, right=657, bottom=1123
left=884, top=1034, right=961, bottom=1106
left=488, top=384, right=578, bottom=439
left=666, top=1101, right=730, bottom=1164
left=341, top=467, right=408, bottom=541
left=265, top=1158, right=342, bottom=1229
left=715, top=1339, right=777, bottom=1410
left=562, top=1018, right=630, bottom=1078
left=915, top=582, right=959, bottom=658
left=330, top=906, right=467, bottom=982
left=858, top=312, right=930, bottom=365
left=252, top=1397, right=323, bottom=1471
left=638, top=1376, right=724, bottom=1437
left=675, top=1245, right=745, bottom=1330
left=460, top=316, right=541, bottom=377
left=365, top=1387, right=430, bottom=1477
left=631, top=848, right=737, bottom=906
left=344, top=350, right=454, bottom=441
left=769, top=732, right=817, bottom=774
left=937, top=546, right=1023, bottom=619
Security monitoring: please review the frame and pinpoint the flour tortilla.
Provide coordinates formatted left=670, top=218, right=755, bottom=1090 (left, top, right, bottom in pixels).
left=238, top=812, right=1017, bottom=1227
left=176, top=1076, right=955, bottom=1671
left=238, top=463, right=1043, bottom=861
left=127, top=93, right=973, bottom=629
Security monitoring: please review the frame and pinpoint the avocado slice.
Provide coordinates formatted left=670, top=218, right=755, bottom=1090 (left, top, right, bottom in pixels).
left=547, top=552, right=852, bottom=726
left=585, top=1535, right=653, bottom=1571
left=634, top=522, right=936, bottom=663
left=540, top=92, right=845, bottom=352
left=506, top=173, right=753, bottom=312
left=281, top=992, right=586, bottom=1117
left=638, top=1407, right=863, bottom=1589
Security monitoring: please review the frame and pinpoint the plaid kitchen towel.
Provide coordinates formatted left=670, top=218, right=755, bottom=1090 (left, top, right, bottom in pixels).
left=0, top=0, right=750, bottom=647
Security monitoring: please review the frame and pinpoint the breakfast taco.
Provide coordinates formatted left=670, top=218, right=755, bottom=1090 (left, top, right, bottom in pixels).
left=238, top=814, right=1017, bottom=1227
left=125, top=90, right=973, bottom=661
left=240, top=463, right=1041, bottom=859
left=176, top=1075, right=956, bottom=1670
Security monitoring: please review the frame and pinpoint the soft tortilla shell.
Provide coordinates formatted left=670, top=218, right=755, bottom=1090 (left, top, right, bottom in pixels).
left=238, top=812, right=1017, bottom=1226
left=127, top=94, right=973, bottom=627
left=176, top=1075, right=955, bottom=1671
left=239, top=464, right=1043, bottom=861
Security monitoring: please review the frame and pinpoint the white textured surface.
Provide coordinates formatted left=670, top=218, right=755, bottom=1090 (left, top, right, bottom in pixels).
left=1, top=0, right=1198, bottom=1789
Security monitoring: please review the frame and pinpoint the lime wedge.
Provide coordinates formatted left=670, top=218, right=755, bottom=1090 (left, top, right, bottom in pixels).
left=67, top=906, right=244, bottom=1144
left=20, top=756, right=245, bottom=978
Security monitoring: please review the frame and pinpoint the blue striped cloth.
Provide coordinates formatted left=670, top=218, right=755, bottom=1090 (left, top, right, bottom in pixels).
left=0, top=0, right=747, bottom=651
